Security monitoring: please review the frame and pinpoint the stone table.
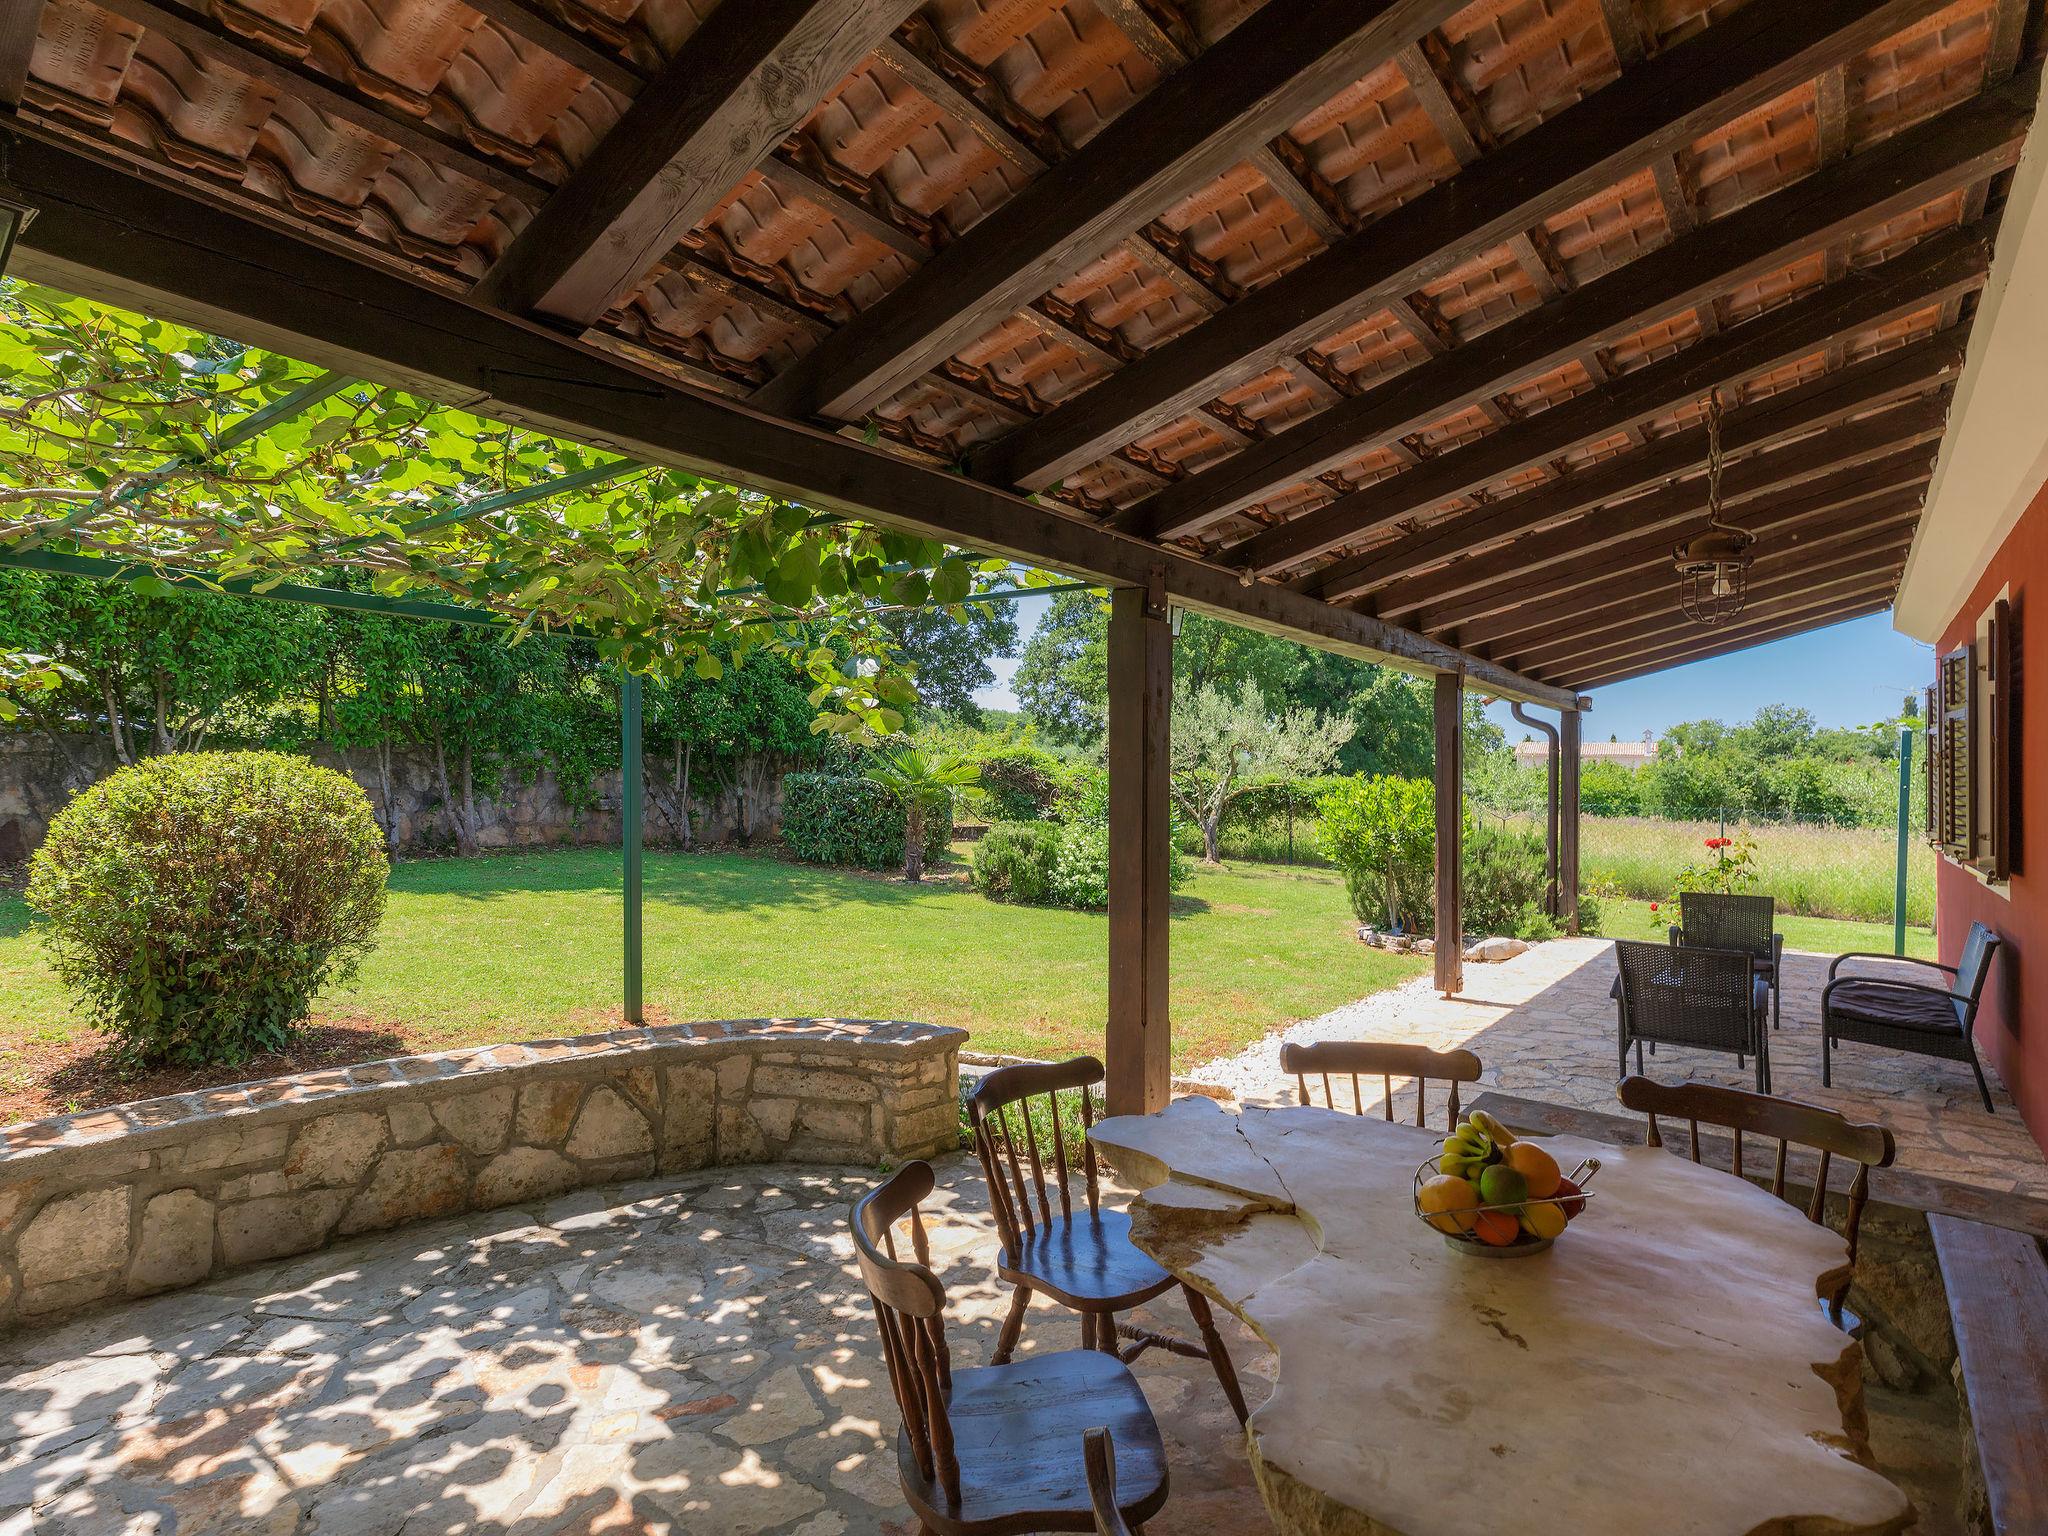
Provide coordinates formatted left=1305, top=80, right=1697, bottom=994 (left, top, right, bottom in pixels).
left=1090, top=1097, right=1914, bottom=1536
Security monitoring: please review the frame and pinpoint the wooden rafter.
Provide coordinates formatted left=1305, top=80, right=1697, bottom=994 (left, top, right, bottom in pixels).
left=1568, top=599, right=1896, bottom=688
left=1314, top=336, right=1961, bottom=601
left=0, top=0, right=44, bottom=107
left=474, top=0, right=921, bottom=323
left=0, top=119, right=1575, bottom=710
left=973, top=0, right=1962, bottom=493
left=754, top=0, right=1467, bottom=422
left=1247, top=224, right=1987, bottom=584
left=1118, top=76, right=2028, bottom=544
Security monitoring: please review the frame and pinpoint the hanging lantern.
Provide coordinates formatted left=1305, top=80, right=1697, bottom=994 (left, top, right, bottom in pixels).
left=1672, top=389, right=1755, bottom=626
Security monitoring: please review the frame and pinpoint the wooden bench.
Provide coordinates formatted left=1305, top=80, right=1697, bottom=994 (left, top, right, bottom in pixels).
left=1929, top=1214, right=2048, bottom=1535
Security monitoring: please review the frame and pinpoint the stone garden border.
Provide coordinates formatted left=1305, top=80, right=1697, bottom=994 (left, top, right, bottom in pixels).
left=0, top=1017, right=963, bottom=1332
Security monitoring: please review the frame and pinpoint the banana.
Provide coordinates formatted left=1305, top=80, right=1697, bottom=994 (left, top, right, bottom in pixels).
left=1468, top=1110, right=1517, bottom=1147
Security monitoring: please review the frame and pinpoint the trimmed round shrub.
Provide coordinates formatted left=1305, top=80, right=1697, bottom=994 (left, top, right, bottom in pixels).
left=27, top=751, right=389, bottom=1066
left=1049, top=823, right=1111, bottom=910
left=971, top=822, right=1060, bottom=904
left=972, top=743, right=1066, bottom=822
left=782, top=772, right=951, bottom=870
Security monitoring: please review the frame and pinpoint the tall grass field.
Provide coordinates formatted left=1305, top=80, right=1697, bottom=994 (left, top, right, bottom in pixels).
left=1193, top=810, right=1932, bottom=927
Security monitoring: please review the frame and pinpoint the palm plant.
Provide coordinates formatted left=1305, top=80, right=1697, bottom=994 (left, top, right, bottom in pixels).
left=866, top=748, right=980, bottom=881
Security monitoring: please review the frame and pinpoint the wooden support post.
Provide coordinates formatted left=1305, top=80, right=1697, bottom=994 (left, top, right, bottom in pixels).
left=1434, top=672, right=1465, bottom=997
left=1560, top=707, right=1584, bottom=935
left=621, top=670, right=645, bottom=1025
left=1108, top=576, right=1173, bottom=1116
left=1511, top=702, right=1561, bottom=920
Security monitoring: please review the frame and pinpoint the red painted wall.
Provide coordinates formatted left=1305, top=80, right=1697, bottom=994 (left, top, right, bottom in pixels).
left=1934, top=476, right=2048, bottom=1153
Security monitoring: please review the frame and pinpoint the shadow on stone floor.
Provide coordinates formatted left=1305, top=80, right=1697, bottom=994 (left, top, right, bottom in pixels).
left=0, top=1154, right=1274, bottom=1535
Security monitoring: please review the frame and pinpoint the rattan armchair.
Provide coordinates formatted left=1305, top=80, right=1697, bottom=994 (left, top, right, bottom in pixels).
left=1613, top=939, right=1772, bottom=1093
left=1669, top=893, right=1785, bottom=1031
left=1822, top=922, right=2001, bottom=1113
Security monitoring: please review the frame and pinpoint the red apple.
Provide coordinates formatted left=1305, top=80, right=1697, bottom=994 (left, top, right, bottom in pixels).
left=1554, top=1176, right=1585, bottom=1220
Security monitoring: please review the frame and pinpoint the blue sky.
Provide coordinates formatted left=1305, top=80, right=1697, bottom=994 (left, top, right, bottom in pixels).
left=972, top=598, right=1930, bottom=742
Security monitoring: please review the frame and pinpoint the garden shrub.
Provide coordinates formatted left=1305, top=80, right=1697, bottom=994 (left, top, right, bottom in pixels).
left=1317, top=775, right=1438, bottom=932
left=26, top=751, right=388, bottom=1066
left=1049, top=823, right=1111, bottom=910
left=971, top=822, right=1061, bottom=904
left=1462, top=822, right=1553, bottom=941
left=970, top=742, right=1067, bottom=822
left=781, top=772, right=951, bottom=870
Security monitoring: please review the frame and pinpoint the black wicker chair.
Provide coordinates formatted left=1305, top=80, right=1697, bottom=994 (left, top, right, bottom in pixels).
left=1669, top=893, right=1785, bottom=1032
left=1613, top=939, right=1772, bottom=1093
left=1822, top=923, right=2002, bottom=1113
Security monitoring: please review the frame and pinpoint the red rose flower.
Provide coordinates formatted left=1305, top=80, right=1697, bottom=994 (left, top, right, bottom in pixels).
left=1649, top=902, right=1659, bottom=912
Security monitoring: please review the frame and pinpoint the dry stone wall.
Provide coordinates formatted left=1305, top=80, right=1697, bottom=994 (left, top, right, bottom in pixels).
left=0, top=1017, right=962, bottom=1332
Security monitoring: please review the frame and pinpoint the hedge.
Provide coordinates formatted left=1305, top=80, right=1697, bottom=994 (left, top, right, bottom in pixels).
left=782, top=772, right=953, bottom=870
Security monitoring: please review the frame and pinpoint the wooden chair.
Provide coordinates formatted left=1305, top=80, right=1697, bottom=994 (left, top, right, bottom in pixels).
left=1617, top=1075, right=1896, bottom=1328
left=1085, top=1428, right=1136, bottom=1536
left=967, top=1057, right=1249, bottom=1425
left=1612, top=938, right=1771, bottom=1093
left=1823, top=923, right=2002, bottom=1113
left=1669, top=892, right=1785, bottom=1031
left=851, top=1161, right=1170, bottom=1535
left=1278, top=1040, right=1482, bottom=1128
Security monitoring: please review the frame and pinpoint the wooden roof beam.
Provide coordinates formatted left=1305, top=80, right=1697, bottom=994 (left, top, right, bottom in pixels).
left=474, top=0, right=922, bottom=323
left=1261, top=222, right=1988, bottom=587
left=1118, top=75, right=2028, bottom=544
left=975, top=0, right=1965, bottom=493
left=1, top=2, right=44, bottom=106
left=1314, top=335, right=1961, bottom=601
left=1566, top=599, right=1895, bottom=689
left=0, top=119, right=1576, bottom=711
left=753, top=0, right=1469, bottom=422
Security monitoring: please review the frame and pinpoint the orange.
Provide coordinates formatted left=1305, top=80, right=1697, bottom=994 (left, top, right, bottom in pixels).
left=1418, top=1174, right=1480, bottom=1235
left=1473, top=1210, right=1521, bottom=1246
left=1505, top=1142, right=1562, bottom=1199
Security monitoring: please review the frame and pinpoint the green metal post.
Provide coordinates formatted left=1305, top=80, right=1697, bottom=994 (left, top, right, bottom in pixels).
left=1894, top=725, right=1913, bottom=957
left=621, top=670, right=644, bottom=1024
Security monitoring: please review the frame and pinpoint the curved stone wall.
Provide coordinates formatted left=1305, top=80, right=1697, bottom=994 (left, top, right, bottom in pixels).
left=0, top=1017, right=963, bottom=1332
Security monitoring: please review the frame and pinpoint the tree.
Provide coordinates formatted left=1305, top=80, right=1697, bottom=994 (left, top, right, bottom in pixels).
left=641, top=647, right=822, bottom=844
left=1014, top=590, right=1109, bottom=742
left=885, top=599, right=1019, bottom=721
left=1169, top=683, right=1353, bottom=863
left=864, top=748, right=979, bottom=880
left=1316, top=775, right=1437, bottom=930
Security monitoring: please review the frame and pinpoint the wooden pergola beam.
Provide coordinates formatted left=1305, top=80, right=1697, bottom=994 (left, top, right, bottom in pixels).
left=1270, top=228, right=1985, bottom=590
left=0, top=2, right=44, bottom=106
left=474, top=0, right=921, bottom=323
left=1107, top=578, right=1174, bottom=1114
left=1496, top=534, right=1919, bottom=671
left=1434, top=670, right=1465, bottom=996
left=973, top=0, right=1960, bottom=492
left=0, top=120, right=1575, bottom=711
left=1321, top=334, right=1959, bottom=602
left=1115, top=76, right=2029, bottom=543
left=1569, top=600, right=1895, bottom=689
left=756, top=0, right=1464, bottom=423
left=1387, top=448, right=1938, bottom=628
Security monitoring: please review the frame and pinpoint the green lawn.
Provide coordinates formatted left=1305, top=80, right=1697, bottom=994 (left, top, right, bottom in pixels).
left=0, top=849, right=1423, bottom=1115
left=1588, top=897, right=1937, bottom=960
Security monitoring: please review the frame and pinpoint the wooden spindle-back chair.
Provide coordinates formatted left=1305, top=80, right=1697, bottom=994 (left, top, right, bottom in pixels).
left=1616, top=1076, right=1896, bottom=1328
left=967, top=1057, right=1249, bottom=1424
left=1085, top=1428, right=1135, bottom=1536
left=850, top=1161, right=1170, bottom=1535
left=1278, top=1041, right=1484, bottom=1129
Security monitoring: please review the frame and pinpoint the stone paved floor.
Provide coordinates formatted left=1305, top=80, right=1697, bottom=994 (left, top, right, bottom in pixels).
left=0, top=1156, right=1278, bottom=1536
left=1199, top=939, right=2048, bottom=1200
left=0, top=1152, right=1977, bottom=1534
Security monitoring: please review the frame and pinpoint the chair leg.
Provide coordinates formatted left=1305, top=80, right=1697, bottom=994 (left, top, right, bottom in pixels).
left=1094, top=1309, right=1121, bottom=1355
left=1772, top=977, right=1782, bottom=1032
left=1963, top=1037, right=1996, bottom=1115
left=1182, top=1283, right=1250, bottom=1427
left=1634, top=1039, right=1645, bottom=1074
left=1821, top=1026, right=1832, bottom=1088
left=993, top=1284, right=1031, bottom=1365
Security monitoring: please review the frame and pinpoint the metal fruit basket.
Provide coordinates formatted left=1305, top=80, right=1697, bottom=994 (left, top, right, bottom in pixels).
left=1411, top=1154, right=1602, bottom=1258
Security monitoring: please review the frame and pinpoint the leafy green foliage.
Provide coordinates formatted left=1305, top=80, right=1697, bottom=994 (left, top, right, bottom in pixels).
left=1048, top=822, right=1112, bottom=910
left=1317, top=776, right=1439, bottom=932
left=1461, top=822, right=1558, bottom=942
left=781, top=773, right=951, bottom=871
left=26, top=751, right=388, bottom=1065
left=0, top=281, right=1043, bottom=736
left=1170, top=682, right=1353, bottom=863
left=971, top=822, right=1062, bottom=905
left=0, top=646, right=79, bottom=723
left=862, top=748, right=979, bottom=880
left=1012, top=590, right=1109, bottom=743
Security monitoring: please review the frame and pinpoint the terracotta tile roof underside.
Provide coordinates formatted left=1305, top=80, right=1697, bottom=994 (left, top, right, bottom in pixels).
left=13, top=0, right=2047, bottom=690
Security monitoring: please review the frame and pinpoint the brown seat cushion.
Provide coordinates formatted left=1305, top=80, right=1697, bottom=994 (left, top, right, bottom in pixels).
left=1828, top=979, right=1965, bottom=1036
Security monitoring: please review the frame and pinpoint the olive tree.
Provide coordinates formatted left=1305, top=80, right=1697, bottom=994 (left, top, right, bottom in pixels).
left=1169, top=683, right=1353, bottom=864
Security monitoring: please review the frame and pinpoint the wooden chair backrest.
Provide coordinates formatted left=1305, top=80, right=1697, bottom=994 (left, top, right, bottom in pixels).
left=849, top=1161, right=959, bottom=1504
left=1085, top=1427, right=1133, bottom=1536
left=968, top=1055, right=1104, bottom=1256
left=1278, top=1041, right=1483, bottom=1129
left=1617, top=1076, right=1896, bottom=1302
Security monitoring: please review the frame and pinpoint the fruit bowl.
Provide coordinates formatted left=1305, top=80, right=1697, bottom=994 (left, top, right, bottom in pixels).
left=1411, top=1112, right=1600, bottom=1258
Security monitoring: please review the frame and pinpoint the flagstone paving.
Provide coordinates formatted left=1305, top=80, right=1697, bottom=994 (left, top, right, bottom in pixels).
left=0, top=1149, right=1980, bottom=1534
left=1199, top=938, right=2048, bottom=1200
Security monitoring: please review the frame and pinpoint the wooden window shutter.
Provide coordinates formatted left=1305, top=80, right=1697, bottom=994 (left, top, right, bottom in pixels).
left=1936, top=646, right=1975, bottom=861
left=1923, top=684, right=1940, bottom=845
left=1986, top=598, right=2015, bottom=881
